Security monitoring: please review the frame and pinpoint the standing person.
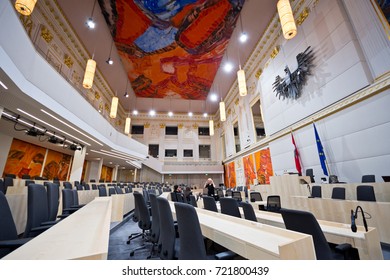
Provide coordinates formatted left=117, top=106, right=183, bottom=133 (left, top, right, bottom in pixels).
left=204, top=178, right=215, bottom=197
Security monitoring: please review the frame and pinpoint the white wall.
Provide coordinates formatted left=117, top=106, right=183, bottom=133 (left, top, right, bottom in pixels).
left=0, top=131, right=13, bottom=176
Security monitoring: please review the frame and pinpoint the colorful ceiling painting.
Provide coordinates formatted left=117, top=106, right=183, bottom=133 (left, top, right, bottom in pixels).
left=99, top=0, right=245, bottom=100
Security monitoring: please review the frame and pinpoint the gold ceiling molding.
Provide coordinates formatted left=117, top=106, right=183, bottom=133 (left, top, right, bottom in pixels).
left=270, top=45, right=280, bottom=59
left=63, top=53, right=73, bottom=68
left=296, top=7, right=310, bottom=26
left=255, top=68, right=263, bottom=79
left=144, top=122, right=150, bottom=128
left=192, top=123, right=198, bottom=129
left=234, top=98, right=239, bottom=105
left=160, top=123, right=166, bottom=128
left=41, top=25, right=53, bottom=43
left=94, top=91, right=100, bottom=100
left=178, top=123, right=184, bottom=129
left=20, top=14, right=33, bottom=37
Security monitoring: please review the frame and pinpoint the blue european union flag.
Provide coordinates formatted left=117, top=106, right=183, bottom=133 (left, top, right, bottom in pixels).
left=313, top=123, right=329, bottom=176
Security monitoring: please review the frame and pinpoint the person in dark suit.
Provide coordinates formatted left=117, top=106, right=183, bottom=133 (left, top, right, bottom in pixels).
left=183, top=186, right=193, bottom=202
left=204, top=178, right=215, bottom=197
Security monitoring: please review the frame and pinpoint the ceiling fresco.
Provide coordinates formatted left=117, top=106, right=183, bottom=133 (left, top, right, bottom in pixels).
left=98, top=0, right=245, bottom=100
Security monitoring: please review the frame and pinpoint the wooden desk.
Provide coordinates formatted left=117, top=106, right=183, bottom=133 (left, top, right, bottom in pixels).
left=247, top=205, right=383, bottom=260
left=6, top=193, right=27, bottom=234
left=110, top=193, right=134, bottom=222
left=2, top=197, right=112, bottom=260
left=169, top=201, right=316, bottom=260
left=286, top=196, right=390, bottom=245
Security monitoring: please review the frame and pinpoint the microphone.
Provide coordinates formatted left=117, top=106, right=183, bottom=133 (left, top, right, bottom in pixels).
left=351, top=209, right=357, bottom=232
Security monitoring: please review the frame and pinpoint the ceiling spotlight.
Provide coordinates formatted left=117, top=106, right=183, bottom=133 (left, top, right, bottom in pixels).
left=70, top=144, right=82, bottom=151
left=239, top=32, right=248, bottom=43
left=48, top=136, right=59, bottom=144
left=188, top=112, right=193, bottom=117
left=106, top=57, right=113, bottom=65
left=168, top=111, right=173, bottom=117
left=124, top=92, right=129, bottom=98
left=210, top=93, right=218, bottom=102
left=0, top=80, right=8, bottom=90
left=86, top=18, right=95, bottom=29
left=224, top=62, right=233, bottom=73
left=133, top=110, right=138, bottom=115
left=203, top=112, right=208, bottom=118
left=26, top=127, right=45, bottom=137
left=149, top=109, right=156, bottom=116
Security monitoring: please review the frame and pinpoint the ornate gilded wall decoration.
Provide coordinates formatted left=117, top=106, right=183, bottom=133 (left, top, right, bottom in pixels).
left=297, top=7, right=310, bottom=26
left=272, top=46, right=315, bottom=100
left=41, top=25, right=53, bottom=43
left=20, top=15, right=33, bottom=37
left=270, top=45, right=280, bottom=59
left=63, top=54, right=74, bottom=68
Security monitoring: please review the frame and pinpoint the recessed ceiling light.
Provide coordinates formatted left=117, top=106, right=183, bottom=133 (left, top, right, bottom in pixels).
left=133, top=110, right=138, bottom=115
left=188, top=112, right=193, bottom=117
left=86, top=18, right=95, bottom=29
left=224, top=62, right=233, bottom=73
left=239, top=32, right=248, bottom=43
left=149, top=109, right=156, bottom=116
left=210, top=94, right=218, bottom=102
left=203, top=112, right=208, bottom=118
left=168, top=111, right=173, bottom=117
left=0, top=80, right=8, bottom=90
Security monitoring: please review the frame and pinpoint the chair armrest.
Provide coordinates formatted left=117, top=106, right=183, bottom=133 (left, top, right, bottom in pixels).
left=40, top=220, right=58, bottom=226
left=335, top=243, right=352, bottom=253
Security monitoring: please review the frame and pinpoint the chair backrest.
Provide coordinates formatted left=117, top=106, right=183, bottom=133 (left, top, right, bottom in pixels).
left=217, top=189, right=224, bottom=198
left=0, top=179, right=4, bottom=194
left=175, top=192, right=185, bottom=203
left=362, top=175, right=375, bottom=183
left=72, top=189, right=80, bottom=206
left=5, top=174, right=16, bottom=179
left=331, top=187, right=345, bottom=200
left=75, top=184, right=83, bottom=190
left=328, top=175, right=339, bottom=184
left=219, top=197, right=241, bottom=218
left=21, top=174, right=31, bottom=179
left=281, top=208, right=333, bottom=260
left=133, top=192, right=151, bottom=231
left=62, top=189, right=74, bottom=212
left=225, top=189, right=232, bottom=197
left=63, top=181, right=72, bottom=189
left=266, top=195, right=281, bottom=212
left=170, top=192, right=177, bottom=202
left=84, top=184, right=90, bottom=190
left=115, top=186, right=123, bottom=194
left=0, top=191, right=18, bottom=241
left=241, top=202, right=257, bottom=222
left=311, top=186, right=322, bottom=198
left=156, top=197, right=177, bottom=260
left=356, top=185, right=376, bottom=202
left=232, top=191, right=242, bottom=202
left=189, top=195, right=197, bottom=207
left=46, top=183, right=59, bottom=221
left=202, top=196, right=218, bottom=212
left=25, top=180, right=35, bottom=187
left=108, top=188, right=116, bottom=196
left=23, top=184, right=49, bottom=238
left=3, top=177, right=14, bottom=194
left=148, top=193, right=160, bottom=244
left=306, top=168, right=315, bottom=183
left=250, top=192, right=262, bottom=202
left=174, top=202, right=207, bottom=260
left=98, top=186, right=107, bottom=197
left=91, top=184, right=97, bottom=190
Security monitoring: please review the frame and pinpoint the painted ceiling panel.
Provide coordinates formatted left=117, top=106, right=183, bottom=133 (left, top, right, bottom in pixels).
left=99, top=0, right=244, bottom=100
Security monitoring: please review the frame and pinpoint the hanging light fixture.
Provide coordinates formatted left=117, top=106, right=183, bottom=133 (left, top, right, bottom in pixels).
left=106, top=40, right=114, bottom=65
left=168, top=97, right=173, bottom=117
left=86, top=0, right=97, bottom=29
left=277, top=0, right=297, bottom=40
left=209, top=119, right=214, bottom=136
left=110, top=93, right=118, bottom=119
left=237, top=65, right=247, bottom=96
left=124, top=115, right=131, bottom=134
left=82, top=58, right=96, bottom=89
left=15, top=0, right=37, bottom=16
left=223, top=51, right=233, bottom=73
left=124, top=79, right=129, bottom=98
left=238, top=14, right=248, bottom=43
left=219, top=100, right=226, bottom=122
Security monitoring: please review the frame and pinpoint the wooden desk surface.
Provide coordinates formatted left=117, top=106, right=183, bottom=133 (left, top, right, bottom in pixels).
left=169, top=201, right=316, bottom=260
left=247, top=205, right=383, bottom=260
left=2, top=197, right=112, bottom=260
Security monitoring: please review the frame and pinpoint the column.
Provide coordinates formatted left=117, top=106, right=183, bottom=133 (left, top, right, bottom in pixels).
left=69, top=146, right=86, bottom=183
left=112, top=165, right=119, bottom=181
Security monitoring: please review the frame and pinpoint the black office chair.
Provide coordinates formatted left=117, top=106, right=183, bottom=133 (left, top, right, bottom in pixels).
left=311, top=186, right=322, bottom=198
left=250, top=192, right=262, bottom=202
left=202, top=196, right=218, bottom=212
left=232, top=191, right=242, bottom=202
left=127, top=192, right=143, bottom=244
left=83, top=184, right=90, bottom=190
left=174, top=202, right=237, bottom=260
left=147, top=193, right=160, bottom=259
left=115, top=186, right=123, bottom=194
left=91, top=184, right=97, bottom=190
left=266, top=195, right=281, bottom=213
left=331, top=187, right=345, bottom=200
left=189, top=195, right=198, bottom=207
left=281, top=208, right=358, bottom=260
left=25, top=180, right=35, bottom=187
left=23, top=184, right=54, bottom=238
left=219, top=197, right=241, bottom=218
left=356, top=185, right=376, bottom=202
left=328, top=175, right=339, bottom=184
left=306, top=168, right=315, bottom=183
left=3, top=177, right=14, bottom=194
left=108, top=188, right=116, bottom=196
left=0, top=179, right=5, bottom=194
left=361, top=175, right=375, bottom=183
left=157, top=197, right=179, bottom=260
left=241, top=202, right=257, bottom=222
left=130, top=192, right=152, bottom=257
left=0, top=192, right=32, bottom=258
left=175, top=192, right=185, bottom=203
left=63, top=181, right=72, bottom=189
left=217, top=189, right=224, bottom=198
left=98, top=186, right=107, bottom=196
left=21, top=174, right=31, bottom=179
left=5, top=174, right=16, bottom=179
left=225, top=189, right=233, bottom=197
left=45, top=183, right=60, bottom=222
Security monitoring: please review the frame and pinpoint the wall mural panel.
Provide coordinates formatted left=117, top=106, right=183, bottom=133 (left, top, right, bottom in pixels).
left=100, top=165, right=113, bottom=182
left=254, top=147, right=273, bottom=184
left=227, top=161, right=236, bottom=188
left=42, top=150, right=72, bottom=181
left=243, top=154, right=256, bottom=187
left=3, top=139, right=46, bottom=178
left=99, top=0, right=244, bottom=100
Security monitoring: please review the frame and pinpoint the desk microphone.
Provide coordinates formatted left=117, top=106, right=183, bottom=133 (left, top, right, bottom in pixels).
left=351, top=209, right=357, bottom=233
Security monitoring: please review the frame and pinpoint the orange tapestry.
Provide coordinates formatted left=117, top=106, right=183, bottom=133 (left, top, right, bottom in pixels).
left=223, top=164, right=229, bottom=188
left=243, top=154, right=256, bottom=187
left=100, top=165, right=113, bottom=182
left=228, top=161, right=236, bottom=188
left=99, top=0, right=244, bottom=100
left=3, top=139, right=46, bottom=178
left=254, top=148, right=273, bottom=184
left=42, top=150, right=72, bottom=180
